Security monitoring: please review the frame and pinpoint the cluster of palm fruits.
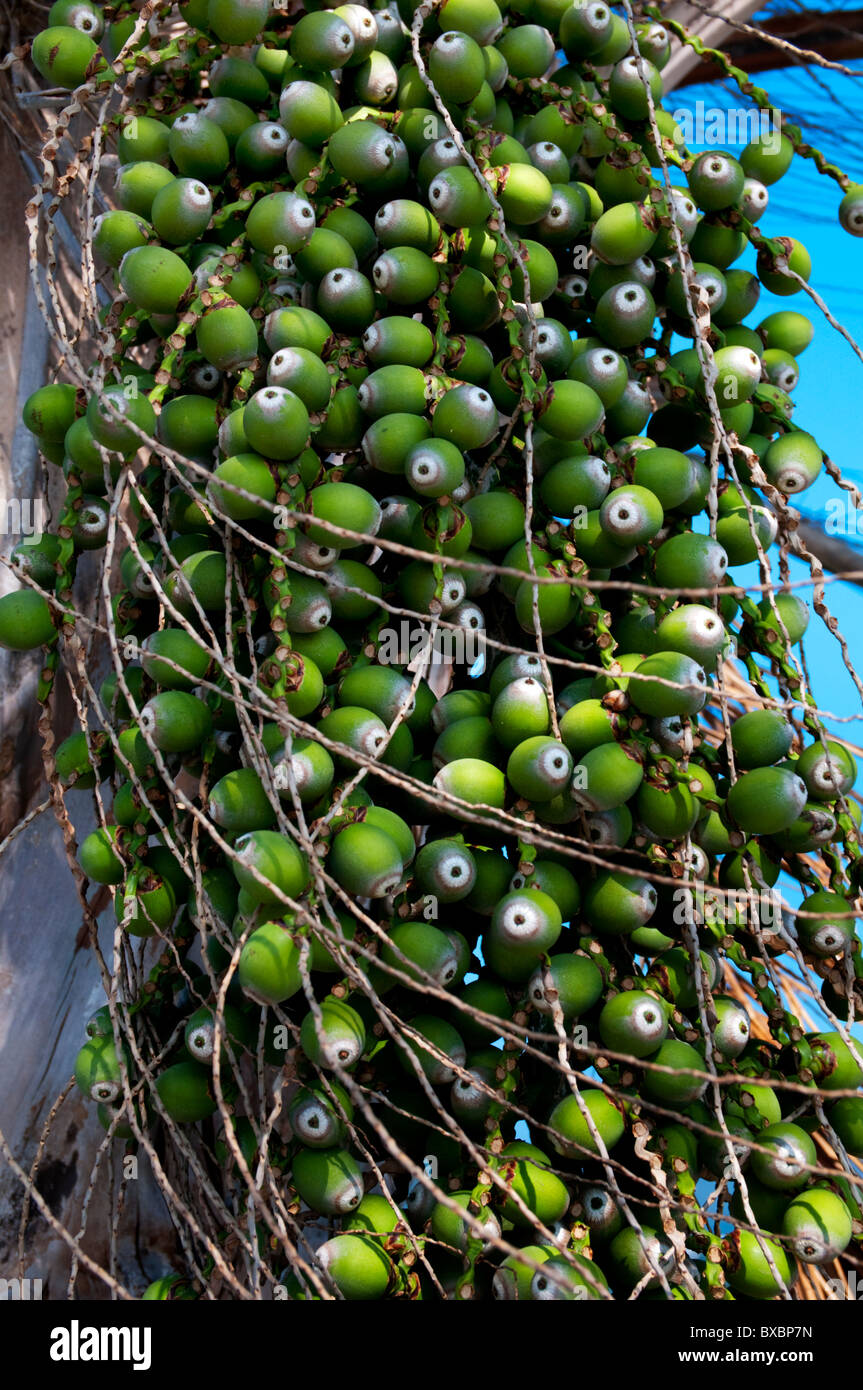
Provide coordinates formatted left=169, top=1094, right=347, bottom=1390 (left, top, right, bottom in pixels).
left=8, top=0, right=863, bottom=1301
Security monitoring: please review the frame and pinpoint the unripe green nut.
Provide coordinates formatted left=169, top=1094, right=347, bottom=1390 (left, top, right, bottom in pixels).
left=329, top=822, right=404, bottom=898
left=119, top=245, right=193, bottom=315
left=238, top=921, right=303, bottom=1005
left=33, top=25, right=103, bottom=88
left=232, top=829, right=309, bottom=908
left=751, top=1122, right=817, bottom=1191
left=292, top=1147, right=364, bottom=1216
left=527, top=953, right=603, bottom=1019
left=571, top=741, right=644, bottom=812
left=548, top=1089, right=624, bottom=1158
left=300, top=997, right=366, bottom=1071
left=726, top=766, right=808, bottom=834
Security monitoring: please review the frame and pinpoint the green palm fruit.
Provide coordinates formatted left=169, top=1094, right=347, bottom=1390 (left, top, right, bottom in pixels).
left=507, top=736, right=573, bottom=802
left=266, top=348, right=331, bottom=412
left=497, top=22, right=554, bottom=77
left=78, top=826, right=129, bottom=885
left=712, top=998, right=751, bottom=1059
left=795, top=738, right=857, bottom=801
left=827, top=1097, right=863, bottom=1157
left=362, top=413, right=431, bottom=474
left=271, top=733, right=334, bottom=803
left=49, top=0, right=104, bottom=36
left=555, top=695, right=617, bottom=750
left=795, top=890, right=856, bottom=958
left=208, top=768, right=276, bottom=834
left=231, top=830, right=309, bottom=908
left=238, top=920, right=303, bottom=1005
left=119, top=245, right=194, bottom=315
left=33, top=25, right=104, bottom=87
left=461, top=490, right=525, bottom=550
left=808, top=1030, right=863, bottom=1091
left=184, top=1004, right=251, bottom=1063
left=434, top=716, right=495, bottom=769
left=196, top=299, right=259, bottom=371
left=207, top=0, right=268, bottom=43
left=433, top=754, right=506, bottom=808
left=570, top=741, right=643, bottom=813
left=115, top=869, right=176, bottom=938
left=155, top=1061, right=216, bottom=1124
left=86, top=384, right=156, bottom=456
left=327, top=121, right=408, bottom=192
left=484, top=889, right=562, bottom=982
left=560, top=0, right=613, bottom=58
left=292, top=1147, right=365, bottom=1217
left=538, top=379, right=605, bottom=441
left=755, top=590, right=810, bottom=644
left=629, top=652, right=708, bottom=718
left=566, top=346, right=628, bottom=409
left=163, top=549, right=227, bottom=615
left=598, top=990, right=668, bottom=1059
left=236, top=121, right=289, bottom=178
left=540, top=454, right=611, bottom=516
left=371, top=247, right=440, bottom=307
left=730, top=708, right=794, bottom=768
left=168, top=111, right=230, bottom=181
left=592, top=200, right=657, bottom=265
left=687, top=150, right=745, bottom=211
left=151, top=177, right=213, bottom=245
left=757, top=236, right=812, bottom=295
left=414, top=837, right=476, bottom=902
left=496, top=1140, right=570, bottom=1227
left=782, top=1187, right=852, bottom=1263
left=75, top=1034, right=125, bottom=1104
left=723, top=1229, right=795, bottom=1299
left=289, top=1083, right=353, bottom=1150
left=55, top=730, right=110, bottom=790
left=531, top=1253, right=609, bottom=1301
left=290, top=11, right=355, bottom=69
left=643, top=1039, right=706, bottom=1105
left=362, top=317, right=434, bottom=369
left=599, top=483, right=663, bottom=546
left=492, top=1246, right=552, bottom=1301
left=649, top=947, right=721, bottom=1012
left=316, top=1234, right=392, bottom=1300
left=0, top=589, right=56, bottom=651
left=92, top=210, right=153, bottom=267
left=115, top=160, right=174, bottom=218
left=653, top=604, right=727, bottom=671
left=509, top=861, right=579, bottom=922
left=593, top=280, right=656, bottom=349
left=380, top=922, right=460, bottom=990
left=358, top=364, right=427, bottom=420
left=584, top=871, right=657, bottom=935
left=329, top=822, right=404, bottom=897
left=726, top=765, right=808, bottom=834
left=429, top=30, right=485, bottom=104
left=762, top=347, right=799, bottom=392
left=300, top=997, right=366, bottom=1071
left=430, top=1191, right=501, bottom=1252
left=158, top=394, right=220, bottom=460
left=751, top=1122, right=817, bottom=1190
left=138, top=691, right=212, bottom=754
left=548, top=1089, right=625, bottom=1158
left=304, top=482, right=381, bottom=553
left=202, top=95, right=256, bottom=148
left=527, top=953, right=603, bottom=1019
left=427, top=165, right=493, bottom=227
